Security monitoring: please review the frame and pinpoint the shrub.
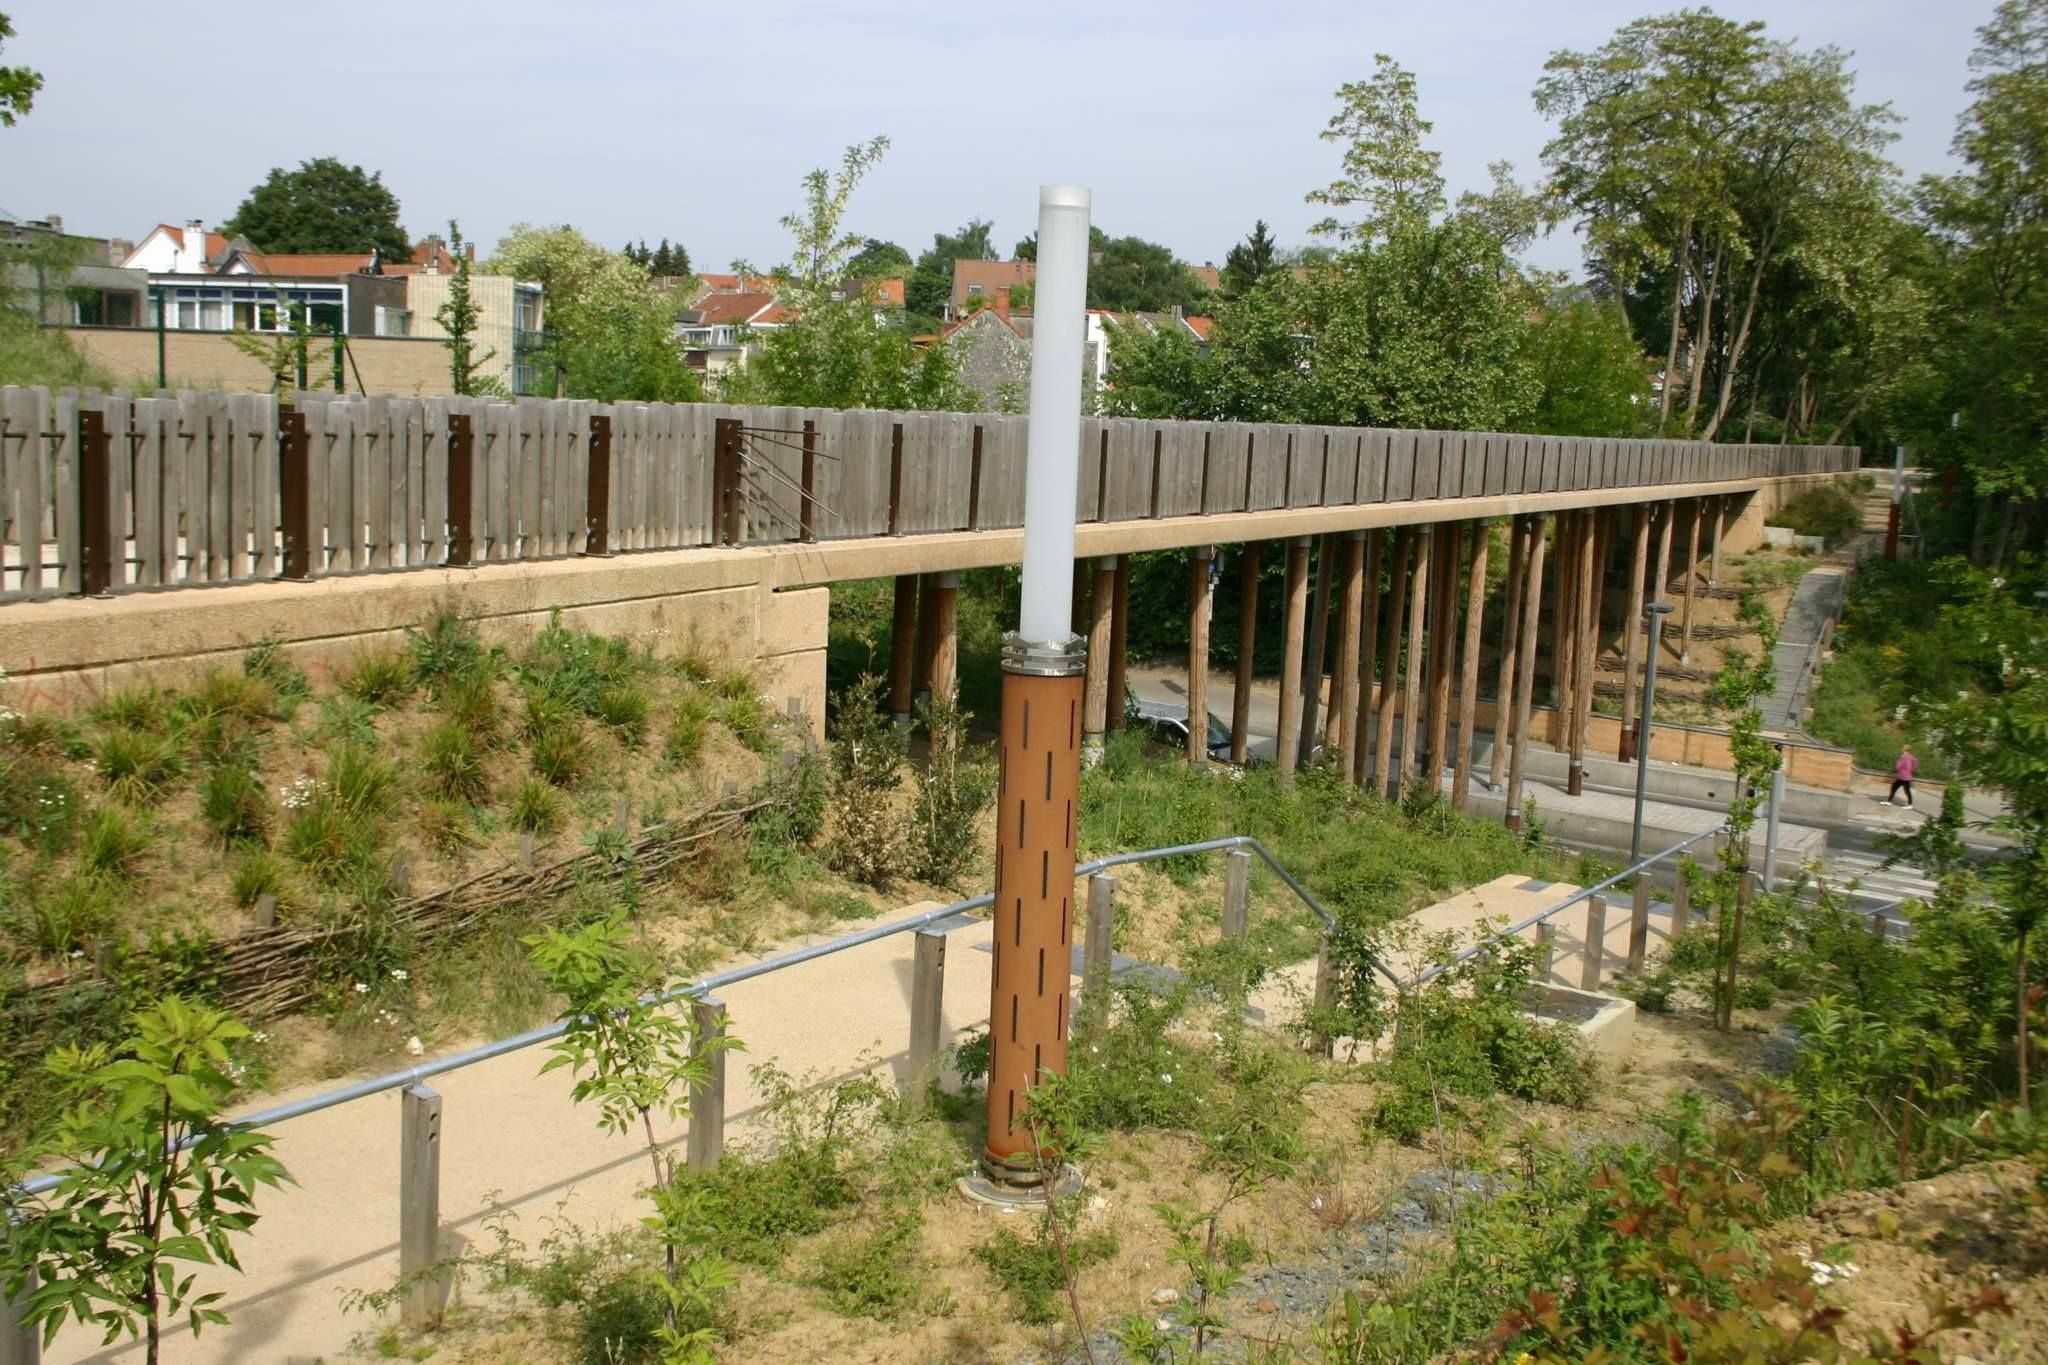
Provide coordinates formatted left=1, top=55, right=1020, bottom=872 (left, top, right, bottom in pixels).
left=228, top=850, right=291, bottom=909
left=284, top=796, right=379, bottom=885
left=810, top=1215, right=922, bottom=1320
left=77, top=805, right=151, bottom=880
left=416, top=797, right=474, bottom=855
left=530, top=721, right=591, bottom=788
left=340, top=645, right=414, bottom=706
left=406, top=607, right=493, bottom=695
left=419, top=719, right=490, bottom=804
left=508, top=778, right=565, bottom=836
left=92, top=726, right=186, bottom=803
left=909, top=698, right=996, bottom=889
left=198, top=764, right=271, bottom=846
left=519, top=687, right=577, bottom=745
left=313, top=695, right=380, bottom=750
left=825, top=675, right=906, bottom=889
left=1764, top=481, right=1864, bottom=548
left=972, top=1216, right=1117, bottom=1326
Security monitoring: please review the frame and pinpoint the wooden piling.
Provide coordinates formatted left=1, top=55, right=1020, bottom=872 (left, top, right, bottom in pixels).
left=1277, top=538, right=1311, bottom=784
left=1451, top=520, right=1490, bottom=810
left=1231, top=543, right=1261, bottom=765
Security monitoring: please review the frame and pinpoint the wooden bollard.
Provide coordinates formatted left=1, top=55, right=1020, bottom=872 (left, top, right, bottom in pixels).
left=687, top=997, right=728, bottom=1171
left=399, top=1084, right=448, bottom=1329
left=1083, top=873, right=1116, bottom=1001
left=905, top=927, right=947, bottom=1108
left=255, top=893, right=278, bottom=930
left=1581, top=895, right=1608, bottom=992
left=1221, top=848, right=1251, bottom=941
left=1626, top=881, right=1651, bottom=974
left=1671, top=872, right=1691, bottom=944
left=1534, top=920, right=1556, bottom=982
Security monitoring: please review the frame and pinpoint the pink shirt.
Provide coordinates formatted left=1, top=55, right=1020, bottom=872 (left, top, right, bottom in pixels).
left=1895, top=752, right=1917, bottom=781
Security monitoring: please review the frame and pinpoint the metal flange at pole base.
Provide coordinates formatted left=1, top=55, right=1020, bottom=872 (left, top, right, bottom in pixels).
left=962, top=632, right=1090, bottom=1209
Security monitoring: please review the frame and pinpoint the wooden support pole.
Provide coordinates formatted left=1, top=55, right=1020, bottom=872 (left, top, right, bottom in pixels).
left=912, top=571, right=938, bottom=705
left=906, top=926, right=948, bottom=1106
left=1277, top=537, right=1312, bottom=785
left=1107, top=555, right=1131, bottom=732
left=1489, top=517, right=1526, bottom=792
left=1551, top=511, right=1576, bottom=719
left=1679, top=499, right=1703, bottom=661
left=1337, top=531, right=1367, bottom=780
left=1504, top=517, right=1549, bottom=832
left=1581, top=895, right=1609, bottom=991
left=1672, top=865, right=1692, bottom=945
left=1650, top=499, right=1676, bottom=656
left=1452, top=520, right=1490, bottom=810
left=1628, top=880, right=1653, bottom=975
left=1084, top=872, right=1117, bottom=1001
left=1188, top=546, right=1214, bottom=764
left=930, top=571, right=960, bottom=707
left=687, top=997, right=728, bottom=1171
left=1299, top=533, right=1336, bottom=765
left=1083, top=557, right=1117, bottom=753
left=888, top=575, right=918, bottom=725
left=1425, top=522, right=1460, bottom=786
left=1231, top=543, right=1261, bottom=764
left=1570, top=509, right=1604, bottom=794
left=1402, top=525, right=1431, bottom=791
left=1373, top=527, right=1413, bottom=799
left=1222, top=848, right=1251, bottom=940
left=399, top=1083, right=448, bottom=1330
left=1619, top=505, right=1650, bottom=761
left=1353, top=529, right=1383, bottom=787
left=1071, top=558, right=1090, bottom=635
left=1535, top=919, right=1556, bottom=983
left=1710, top=494, right=1727, bottom=587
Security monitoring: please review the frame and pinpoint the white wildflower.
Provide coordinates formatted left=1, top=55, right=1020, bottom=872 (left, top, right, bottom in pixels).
left=406, top=1036, right=425, bottom=1057
left=353, top=981, right=370, bottom=994
left=391, top=968, right=410, bottom=983
left=1160, top=1072, right=1173, bottom=1085
left=252, top=1030, right=271, bottom=1044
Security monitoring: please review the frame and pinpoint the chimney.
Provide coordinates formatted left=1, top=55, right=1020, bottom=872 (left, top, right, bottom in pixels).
left=45, top=214, right=62, bottom=235
left=465, top=242, right=476, bottom=263
left=994, top=287, right=1011, bottom=322
left=185, top=218, right=207, bottom=270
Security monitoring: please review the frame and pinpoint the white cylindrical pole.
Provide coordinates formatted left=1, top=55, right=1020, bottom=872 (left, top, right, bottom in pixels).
left=1016, top=185, right=1092, bottom=643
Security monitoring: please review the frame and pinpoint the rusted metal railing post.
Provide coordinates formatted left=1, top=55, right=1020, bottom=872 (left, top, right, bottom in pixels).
left=800, top=418, right=818, bottom=543
left=76, top=408, right=116, bottom=596
left=279, top=407, right=314, bottom=580
left=584, top=412, right=612, bottom=555
left=446, top=412, right=476, bottom=567
left=712, top=418, right=744, bottom=546
left=887, top=421, right=905, bottom=536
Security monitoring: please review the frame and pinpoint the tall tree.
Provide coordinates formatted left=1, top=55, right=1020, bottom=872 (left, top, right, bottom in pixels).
left=1089, top=234, right=1206, bottom=313
left=488, top=225, right=697, bottom=403
left=1521, top=295, right=1652, bottom=437
left=846, top=237, right=912, bottom=279
left=221, top=157, right=411, bottom=260
left=724, top=139, right=971, bottom=412
left=906, top=218, right=997, bottom=322
left=1220, top=220, right=1278, bottom=298
left=0, top=12, right=41, bottom=126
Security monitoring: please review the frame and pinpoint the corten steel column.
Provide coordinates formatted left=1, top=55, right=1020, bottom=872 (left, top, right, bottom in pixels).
left=1401, top=526, right=1431, bottom=792
left=889, top=576, right=919, bottom=728
left=931, top=572, right=961, bottom=707
left=1187, top=546, right=1214, bottom=764
left=1424, top=523, right=1461, bottom=785
left=1106, top=556, right=1131, bottom=732
left=1488, top=517, right=1527, bottom=792
left=977, top=183, right=1091, bottom=1202
left=1353, top=529, right=1383, bottom=787
left=1276, top=537, right=1312, bottom=785
left=1678, top=499, right=1703, bottom=662
left=1568, top=509, right=1600, bottom=796
left=913, top=572, right=940, bottom=709
left=1336, top=531, right=1366, bottom=779
left=1299, top=533, right=1336, bottom=767
left=1504, top=516, right=1550, bottom=833
left=1230, top=543, right=1261, bottom=764
left=1452, top=520, right=1491, bottom=811
left=1081, top=557, right=1117, bottom=760
left=1710, top=495, right=1727, bottom=586
left=1618, top=506, right=1650, bottom=762
left=1372, top=527, right=1412, bottom=798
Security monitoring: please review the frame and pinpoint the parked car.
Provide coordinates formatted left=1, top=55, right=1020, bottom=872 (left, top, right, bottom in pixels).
left=1131, top=698, right=1234, bottom=762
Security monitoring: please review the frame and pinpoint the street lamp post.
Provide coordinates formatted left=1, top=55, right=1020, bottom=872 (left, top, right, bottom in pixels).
left=965, top=185, right=1092, bottom=1206
left=1631, top=601, right=1675, bottom=866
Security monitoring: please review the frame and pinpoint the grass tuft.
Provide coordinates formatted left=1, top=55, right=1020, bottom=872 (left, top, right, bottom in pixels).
left=341, top=645, right=415, bottom=706
left=77, top=805, right=151, bottom=880
left=420, top=720, right=490, bottom=804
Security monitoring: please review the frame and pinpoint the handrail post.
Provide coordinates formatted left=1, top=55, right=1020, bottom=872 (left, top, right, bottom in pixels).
left=906, top=927, right=947, bottom=1110
left=399, top=1083, right=447, bottom=1330
left=446, top=412, right=476, bottom=567
left=1535, top=920, right=1556, bottom=983
left=1671, top=863, right=1692, bottom=944
left=1627, top=880, right=1652, bottom=975
left=687, top=997, right=728, bottom=1171
left=584, top=412, right=612, bottom=556
left=800, top=418, right=819, bottom=542
left=77, top=407, right=115, bottom=596
left=1580, top=895, right=1608, bottom=991
left=1083, top=873, right=1116, bottom=1002
left=1, top=1273, right=35, bottom=1365
left=712, top=418, right=744, bottom=546
left=1222, top=848, right=1251, bottom=941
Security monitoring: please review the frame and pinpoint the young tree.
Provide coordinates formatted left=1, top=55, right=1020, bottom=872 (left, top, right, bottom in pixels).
left=0, top=12, right=43, bottom=126
left=436, top=220, right=498, bottom=396
left=1522, top=296, right=1651, bottom=437
left=488, top=224, right=699, bottom=403
left=1307, top=53, right=1445, bottom=239
left=221, top=157, right=411, bottom=260
left=1, top=997, right=290, bottom=1364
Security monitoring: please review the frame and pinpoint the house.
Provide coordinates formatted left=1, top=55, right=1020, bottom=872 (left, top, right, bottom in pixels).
left=1085, top=307, right=1213, bottom=391
left=950, top=259, right=1035, bottom=321
left=121, top=222, right=545, bottom=393
left=675, top=291, right=784, bottom=379
left=939, top=288, right=1104, bottom=411
left=1, top=212, right=149, bottom=326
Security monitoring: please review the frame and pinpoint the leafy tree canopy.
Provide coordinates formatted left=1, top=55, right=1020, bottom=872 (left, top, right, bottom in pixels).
left=487, top=224, right=698, bottom=403
left=221, top=157, right=411, bottom=261
left=906, top=218, right=997, bottom=323
left=1520, top=296, right=1651, bottom=437
left=1089, top=233, right=1209, bottom=313
left=0, top=12, right=41, bottom=127
left=846, top=237, right=913, bottom=279
left=623, top=237, right=692, bottom=277
left=1221, top=220, right=1278, bottom=298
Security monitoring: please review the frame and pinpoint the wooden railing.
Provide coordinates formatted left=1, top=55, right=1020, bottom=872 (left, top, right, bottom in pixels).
left=0, top=385, right=1858, bottom=600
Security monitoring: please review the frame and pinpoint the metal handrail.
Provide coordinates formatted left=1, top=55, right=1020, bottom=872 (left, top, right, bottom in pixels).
left=13, top=833, right=1371, bottom=1197
left=1407, top=826, right=1722, bottom=988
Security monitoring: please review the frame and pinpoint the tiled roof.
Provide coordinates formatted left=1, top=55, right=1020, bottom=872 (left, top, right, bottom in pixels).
left=689, top=292, right=776, bottom=326
left=238, top=251, right=377, bottom=276
left=1184, top=315, right=1215, bottom=341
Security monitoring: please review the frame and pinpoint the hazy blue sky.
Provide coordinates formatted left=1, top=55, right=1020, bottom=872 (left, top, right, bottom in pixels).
left=0, top=1, right=1989, bottom=279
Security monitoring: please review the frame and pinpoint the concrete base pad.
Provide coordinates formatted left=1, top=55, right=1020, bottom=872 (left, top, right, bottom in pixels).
left=959, top=1163, right=1084, bottom=1208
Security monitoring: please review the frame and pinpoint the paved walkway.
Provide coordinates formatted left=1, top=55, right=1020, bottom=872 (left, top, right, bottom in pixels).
left=1761, top=563, right=1850, bottom=731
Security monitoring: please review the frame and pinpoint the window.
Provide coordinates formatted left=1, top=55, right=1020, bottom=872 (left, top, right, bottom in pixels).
left=376, top=306, right=411, bottom=337
left=198, top=299, right=223, bottom=330
left=307, top=302, right=343, bottom=334
left=176, top=299, right=197, bottom=329
left=967, top=283, right=983, bottom=295
left=105, top=292, right=136, bottom=327
left=514, top=287, right=541, bottom=332
left=232, top=301, right=257, bottom=330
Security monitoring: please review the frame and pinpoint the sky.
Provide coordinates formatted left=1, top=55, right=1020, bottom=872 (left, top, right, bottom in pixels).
left=0, top=0, right=1990, bottom=281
